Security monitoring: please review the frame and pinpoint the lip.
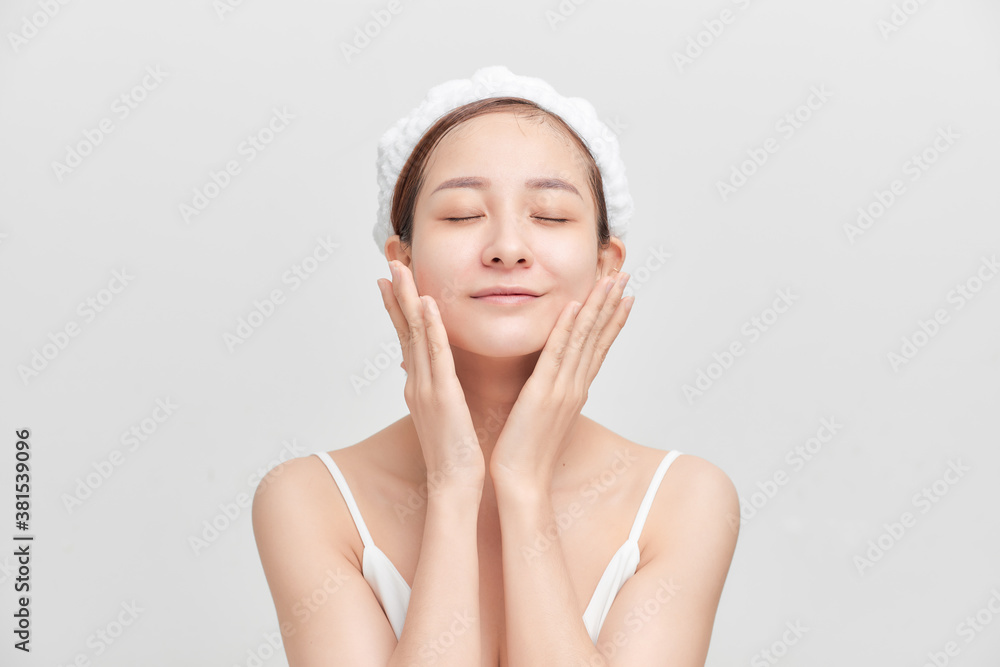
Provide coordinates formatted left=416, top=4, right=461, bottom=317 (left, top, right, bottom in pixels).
left=473, top=294, right=539, bottom=305
left=471, top=287, right=542, bottom=297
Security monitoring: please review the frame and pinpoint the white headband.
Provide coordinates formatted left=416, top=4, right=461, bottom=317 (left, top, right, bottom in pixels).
left=373, top=65, right=633, bottom=257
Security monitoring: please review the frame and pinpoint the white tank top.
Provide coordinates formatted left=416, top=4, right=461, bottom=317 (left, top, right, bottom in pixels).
left=313, top=448, right=683, bottom=645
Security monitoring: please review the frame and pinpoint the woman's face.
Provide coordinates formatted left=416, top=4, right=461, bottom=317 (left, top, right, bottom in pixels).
left=388, top=110, right=624, bottom=358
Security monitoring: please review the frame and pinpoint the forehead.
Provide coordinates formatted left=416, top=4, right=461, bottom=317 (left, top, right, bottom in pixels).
left=424, top=111, right=590, bottom=182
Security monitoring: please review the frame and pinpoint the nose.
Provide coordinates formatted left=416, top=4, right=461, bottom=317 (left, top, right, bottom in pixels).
left=481, top=206, right=533, bottom=268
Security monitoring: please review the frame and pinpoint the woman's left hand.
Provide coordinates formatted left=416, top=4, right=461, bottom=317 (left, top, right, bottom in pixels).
left=489, top=271, right=634, bottom=493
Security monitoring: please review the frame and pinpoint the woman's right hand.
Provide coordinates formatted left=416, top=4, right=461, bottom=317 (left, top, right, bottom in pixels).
left=377, top=259, right=485, bottom=494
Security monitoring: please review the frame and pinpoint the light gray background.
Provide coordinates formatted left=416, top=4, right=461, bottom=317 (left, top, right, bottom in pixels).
left=2, top=0, right=999, bottom=665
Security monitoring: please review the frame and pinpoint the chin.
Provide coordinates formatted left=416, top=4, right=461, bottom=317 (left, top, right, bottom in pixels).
left=449, top=326, right=547, bottom=359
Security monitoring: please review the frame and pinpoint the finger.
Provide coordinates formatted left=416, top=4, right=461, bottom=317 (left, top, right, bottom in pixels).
left=576, top=272, right=630, bottom=387
left=557, top=274, right=617, bottom=386
left=390, top=261, right=431, bottom=383
left=533, top=297, right=585, bottom=385
left=421, top=295, right=458, bottom=386
left=584, top=289, right=634, bottom=388
left=378, top=277, right=411, bottom=374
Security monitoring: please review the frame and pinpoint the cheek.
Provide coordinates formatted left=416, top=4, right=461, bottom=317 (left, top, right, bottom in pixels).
left=541, top=250, right=599, bottom=304
left=411, top=263, right=467, bottom=314
left=568, top=279, right=597, bottom=310
left=410, top=236, right=469, bottom=301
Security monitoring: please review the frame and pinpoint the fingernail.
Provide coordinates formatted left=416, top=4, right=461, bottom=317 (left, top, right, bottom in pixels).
left=605, top=277, right=614, bottom=294
left=618, top=272, right=630, bottom=287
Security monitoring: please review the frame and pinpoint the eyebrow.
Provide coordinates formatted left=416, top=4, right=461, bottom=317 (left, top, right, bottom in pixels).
left=430, top=176, right=581, bottom=200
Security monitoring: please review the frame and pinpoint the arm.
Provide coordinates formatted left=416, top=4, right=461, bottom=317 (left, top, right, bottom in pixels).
left=591, top=455, right=739, bottom=665
left=251, top=455, right=484, bottom=667
left=495, top=454, right=739, bottom=667
left=391, top=483, right=483, bottom=667
left=494, top=479, right=606, bottom=666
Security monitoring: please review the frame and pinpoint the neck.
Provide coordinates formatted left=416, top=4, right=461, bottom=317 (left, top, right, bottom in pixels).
left=397, top=344, right=594, bottom=511
left=449, top=344, right=539, bottom=464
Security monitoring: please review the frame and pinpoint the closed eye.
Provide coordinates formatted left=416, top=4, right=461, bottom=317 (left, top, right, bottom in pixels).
left=444, top=216, right=569, bottom=223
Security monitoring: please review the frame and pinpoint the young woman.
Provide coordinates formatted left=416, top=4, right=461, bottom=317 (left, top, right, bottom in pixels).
left=253, top=66, right=740, bottom=667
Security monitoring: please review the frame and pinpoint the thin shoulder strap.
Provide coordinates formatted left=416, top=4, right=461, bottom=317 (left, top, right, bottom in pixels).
left=627, top=450, right=684, bottom=543
left=312, top=451, right=375, bottom=549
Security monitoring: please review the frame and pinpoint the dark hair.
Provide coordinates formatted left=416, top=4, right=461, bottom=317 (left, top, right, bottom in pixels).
left=390, top=97, right=611, bottom=253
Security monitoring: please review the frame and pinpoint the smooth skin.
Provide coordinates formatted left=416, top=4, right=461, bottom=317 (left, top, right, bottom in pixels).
left=252, top=111, right=740, bottom=667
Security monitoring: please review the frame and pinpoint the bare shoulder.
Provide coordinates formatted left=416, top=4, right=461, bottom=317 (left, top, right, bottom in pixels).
left=660, top=452, right=739, bottom=511
left=251, top=450, right=400, bottom=662
left=251, top=451, right=362, bottom=567
left=251, top=422, right=412, bottom=563
left=586, top=421, right=736, bottom=507
left=252, top=451, right=337, bottom=511
left=643, top=449, right=741, bottom=564
left=583, top=416, right=739, bottom=540
left=252, top=429, right=390, bottom=514
left=582, top=420, right=739, bottom=539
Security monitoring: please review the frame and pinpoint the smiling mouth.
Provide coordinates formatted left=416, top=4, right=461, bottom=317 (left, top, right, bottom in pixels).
left=472, top=294, right=539, bottom=304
